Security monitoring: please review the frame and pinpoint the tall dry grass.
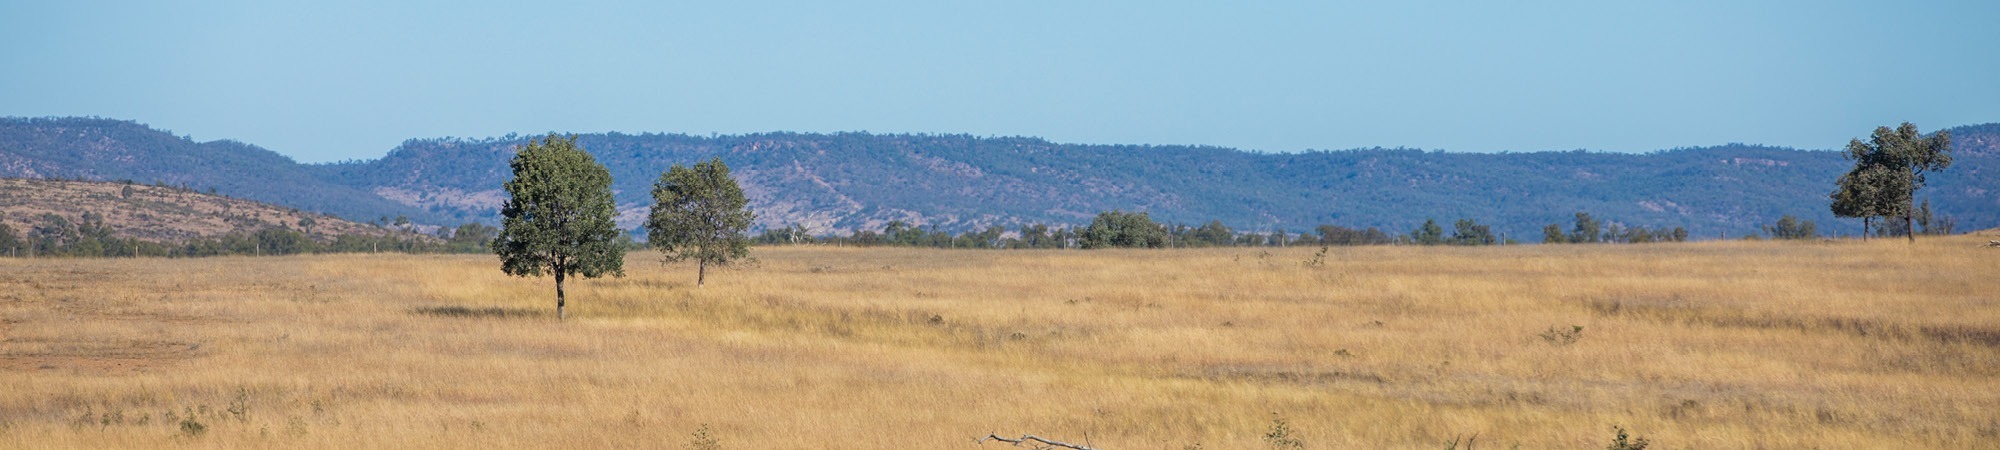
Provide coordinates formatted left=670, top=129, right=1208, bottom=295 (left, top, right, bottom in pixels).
left=2, top=236, right=1996, bottom=448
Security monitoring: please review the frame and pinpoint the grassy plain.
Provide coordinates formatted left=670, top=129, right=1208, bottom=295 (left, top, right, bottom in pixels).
left=2, top=236, right=1997, bottom=448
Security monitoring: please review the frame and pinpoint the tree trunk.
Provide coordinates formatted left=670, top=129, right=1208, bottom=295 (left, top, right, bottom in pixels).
left=555, top=270, right=566, bottom=321
left=1861, top=217, right=1870, bottom=241
left=1906, top=211, right=1916, bottom=243
left=697, top=260, right=706, bottom=287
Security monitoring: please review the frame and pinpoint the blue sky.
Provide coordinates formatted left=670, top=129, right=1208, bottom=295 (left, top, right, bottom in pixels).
left=3, top=1, right=1996, bottom=163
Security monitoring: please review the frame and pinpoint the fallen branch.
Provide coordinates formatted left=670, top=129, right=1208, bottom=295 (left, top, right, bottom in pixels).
left=978, top=433, right=1099, bottom=450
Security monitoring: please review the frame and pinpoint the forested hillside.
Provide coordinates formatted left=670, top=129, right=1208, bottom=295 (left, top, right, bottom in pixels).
left=5, top=117, right=1997, bottom=239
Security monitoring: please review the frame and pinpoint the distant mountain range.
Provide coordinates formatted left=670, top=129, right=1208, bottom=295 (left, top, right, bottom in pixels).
left=3, top=116, right=1996, bottom=240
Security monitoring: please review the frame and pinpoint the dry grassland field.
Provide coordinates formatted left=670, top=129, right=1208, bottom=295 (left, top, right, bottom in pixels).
left=3, top=237, right=1999, bottom=448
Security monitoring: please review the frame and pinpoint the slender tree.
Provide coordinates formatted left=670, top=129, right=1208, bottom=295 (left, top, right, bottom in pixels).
left=646, top=157, right=755, bottom=286
left=492, top=134, right=626, bottom=320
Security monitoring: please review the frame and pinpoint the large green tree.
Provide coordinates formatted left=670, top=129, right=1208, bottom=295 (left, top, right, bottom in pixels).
left=645, top=157, right=755, bottom=286
left=1833, top=123, right=1951, bottom=242
left=493, top=134, right=626, bottom=320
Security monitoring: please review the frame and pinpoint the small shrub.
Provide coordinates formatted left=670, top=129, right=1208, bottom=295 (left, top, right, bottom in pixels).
left=179, top=414, right=206, bottom=438
left=1605, top=426, right=1649, bottom=450
left=1263, top=415, right=1303, bottom=449
left=1539, top=325, right=1584, bottom=346
left=687, top=423, right=721, bottom=450
left=227, top=388, right=250, bottom=421
left=75, top=406, right=94, bottom=428
left=286, top=416, right=308, bottom=436
left=1303, top=246, right=1329, bottom=267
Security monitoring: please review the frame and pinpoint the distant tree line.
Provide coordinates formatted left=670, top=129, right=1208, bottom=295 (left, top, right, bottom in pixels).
left=754, top=211, right=1541, bottom=249
left=1754, top=202, right=1952, bottom=242
left=1540, top=212, right=1690, bottom=244
left=0, top=213, right=501, bottom=258
left=761, top=206, right=1955, bottom=248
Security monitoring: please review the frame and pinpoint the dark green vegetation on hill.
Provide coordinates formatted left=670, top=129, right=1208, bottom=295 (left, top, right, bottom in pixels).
left=4, top=117, right=1996, bottom=239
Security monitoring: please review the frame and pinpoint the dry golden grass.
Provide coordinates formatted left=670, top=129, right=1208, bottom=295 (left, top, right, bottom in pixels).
left=2, top=237, right=1997, bottom=448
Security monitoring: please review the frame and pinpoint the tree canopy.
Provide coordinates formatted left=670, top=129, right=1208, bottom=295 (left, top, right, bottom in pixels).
left=493, top=134, right=626, bottom=320
left=1831, top=123, right=1952, bottom=242
left=645, top=157, right=755, bottom=286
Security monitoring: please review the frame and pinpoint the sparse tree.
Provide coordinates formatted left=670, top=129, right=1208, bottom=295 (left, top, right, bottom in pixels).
left=1542, top=223, right=1565, bottom=244
left=646, top=157, right=755, bottom=286
left=1411, top=218, right=1445, bottom=245
left=1569, top=212, right=1602, bottom=243
left=1834, top=123, right=1951, bottom=242
left=1449, top=218, right=1495, bottom=246
left=1765, top=215, right=1817, bottom=240
left=493, top=134, right=626, bottom=320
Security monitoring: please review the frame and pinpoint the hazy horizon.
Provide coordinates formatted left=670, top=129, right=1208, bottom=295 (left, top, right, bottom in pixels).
left=5, top=1, right=1997, bottom=163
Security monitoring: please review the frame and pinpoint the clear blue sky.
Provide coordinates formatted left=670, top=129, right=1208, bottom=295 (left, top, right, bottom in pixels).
left=4, top=1, right=1996, bottom=163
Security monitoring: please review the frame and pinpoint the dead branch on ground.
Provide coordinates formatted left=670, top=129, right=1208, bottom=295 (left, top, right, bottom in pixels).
left=978, top=433, right=1098, bottom=450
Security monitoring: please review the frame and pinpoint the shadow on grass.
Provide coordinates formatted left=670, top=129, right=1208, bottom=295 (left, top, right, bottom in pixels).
left=410, top=305, right=542, bottom=319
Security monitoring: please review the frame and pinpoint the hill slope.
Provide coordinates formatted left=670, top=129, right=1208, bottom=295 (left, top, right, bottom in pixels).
left=0, top=117, right=457, bottom=225
left=5, top=116, right=1997, bottom=239
left=0, top=177, right=413, bottom=244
